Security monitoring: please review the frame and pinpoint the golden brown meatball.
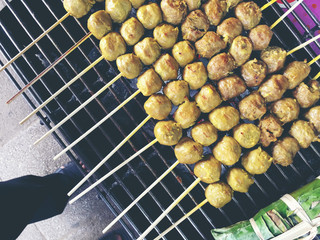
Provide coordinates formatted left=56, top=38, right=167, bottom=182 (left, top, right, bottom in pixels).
left=218, top=75, right=246, bottom=101
left=242, top=147, right=272, bottom=175
left=195, top=84, right=222, bottom=113
left=217, top=17, right=243, bottom=44
left=154, top=24, right=179, bottom=49
left=105, top=0, right=132, bottom=23
left=194, top=155, right=221, bottom=183
left=283, top=61, right=311, bottom=89
left=186, top=0, right=201, bottom=10
left=305, top=106, right=320, bottom=133
left=120, top=17, right=144, bottom=46
left=258, top=74, right=289, bottom=102
left=163, top=80, right=189, bottom=105
left=172, top=41, right=196, bottom=67
left=87, top=10, right=112, bottom=40
left=293, top=81, right=320, bottom=108
left=202, top=0, right=227, bottom=26
left=134, top=37, right=161, bottom=65
left=183, top=62, right=208, bottom=90
left=289, top=120, right=317, bottom=148
left=137, top=69, right=163, bottom=96
left=272, top=137, right=300, bottom=167
left=144, top=94, right=172, bottom=120
left=212, top=136, right=241, bottom=165
left=129, top=0, right=145, bottom=9
left=227, top=168, right=254, bottom=193
left=100, top=32, right=126, bottom=61
left=233, top=123, right=260, bottom=149
left=249, top=25, right=273, bottom=51
left=137, top=3, right=162, bottom=30
left=161, top=0, right=188, bottom=25
left=174, top=99, right=201, bottom=129
left=229, top=36, right=253, bottom=66
left=191, top=121, right=218, bottom=146
left=235, top=1, right=261, bottom=30
left=153, top=54, right=179, bottom=81
left=174, top=137, right=203, bottom=164
left=226, top=0, right=242, bottom=10
left=259, top=114, right=283, bottom=147
left=261, top=46, right=287, bottom=74
left=181, top=10, right=210, bottom=42
left=209, top=106, right=240, bottom=131
left=207, top=53, right=236, bottom=81
left=239, top=91, right=266, bottom=121
left=154, top=120, right=182, bottom=146
left=195, top=31, right=227, bottom=59
left=271, top=98, right=300, bottom=124
left=241, top=59, right=267, bottom=87
left=116, top=53, right=142, bottom=79
left=205, top=182, right=233, bottom=208
left=64, top=0, right=94, bottom=18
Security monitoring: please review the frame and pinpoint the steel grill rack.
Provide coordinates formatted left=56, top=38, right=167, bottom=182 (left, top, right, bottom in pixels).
left=1, top=0, right=320, bottom=239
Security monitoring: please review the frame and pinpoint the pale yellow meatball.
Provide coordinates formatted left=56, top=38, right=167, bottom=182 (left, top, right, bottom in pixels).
left=137, top=3, right=162, bottom=30
left=205, top=182, right=233, bottom=208
left=144, top=94, right=172, bottom=120
left=183, top=62, right=208, bottom=90
left=233, top=123, right=260, bottom=149
left=195, top=84, right=222, bottom=113
left=100, top=32, right=126, bottom=61
left=163, top=80, right=189, bottom=106
left=213, top=136, right=241, bottom=166
left=87, top=10, right=112, bottom=40
left=134, top=37, right=161, bottom=65
left=273, top=137, right=300, bottom=167
left=116, top=53, right=142, bottom=79
left=137, top=69, right=163, bottom=96
left=218, top=75, right=246, bottom=101
left=129, top=0, right=145, bottom=9
left=293, top=81, right=320, bottom=108
left=207, top=53, right=236, bottom=81
left=191, top=121, right=218, bottom=146
left=235, top=1, right=261, bottom=30
left=195, top=31, right=226, bottom=59
left=258, top=74, right=289, bottom=103
left=120, top=17, right=144, bottom=46
left=289, top=120, right=317, bottom=148
left=154, top=120, right=182, bottom=146
left=174, top=99, right=201, bottom=129
left=181, top=10, right=210, bottom=42
left=174, top=137, right=203, bottom=164
left=241, top=59, right=267, bottom=87
left=249, top=25, right=273, bottom=51
left=242, top=147, right=272, bottom=175
left=154, top=54, right=179, bottom=81
left=271, top=98, right=300, bottom=124
left=283, top=61, right=311, bottom=89
left=185, top=0, right=201, bottom=10
left=217, top=17, right=243, bottom=44
left=105, top=0, right=132, bottom=23
left=305, top=106, right=320, bottom=133
left=154, top=24, right=179, bottom=49
left=161, top=0, right=188, bottom=25
left=259, top=114, right=283, bottom=148
left=202, top=0, right=227, bottom=26
left=64, top=0, right=94, bottom=18
left=239, top=91, right=266, bottom=121
left=227, top=168, right=254, bottom=193
left=229, top=36, right=253, bottom=66
left=172, top=41, right=196, bottom=67
left=194, top=155, right=221, bottom=183
left=261, top=46, right=287, bottom=74
left=209, top=106, right=240, bottom=131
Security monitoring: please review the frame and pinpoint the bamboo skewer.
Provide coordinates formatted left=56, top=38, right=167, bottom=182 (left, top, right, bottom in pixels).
left=308, top=54, right=320, bottom=66
left=260, top=0, right=278, bottom=11
left=313, top=71, right=320, bottom=80
left=287, top=35, right=320, bottom=56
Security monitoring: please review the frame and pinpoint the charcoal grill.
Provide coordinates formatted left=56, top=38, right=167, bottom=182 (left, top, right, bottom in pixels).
left=1, top=0, right=320, bottom=239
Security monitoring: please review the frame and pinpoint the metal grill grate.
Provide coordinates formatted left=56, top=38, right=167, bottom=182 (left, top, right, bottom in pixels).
left=1, top=0, right=320, bottom=239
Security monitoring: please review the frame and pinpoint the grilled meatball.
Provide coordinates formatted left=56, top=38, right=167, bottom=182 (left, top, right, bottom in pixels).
left=259, top=114, right=284, bottom=147
left=144, top=94, right=172, bottom=120
left=154, top=120, right=182, bottom=145
left=226, top=0, right=242, bottom=9
left=261, top=46, right=287, bottom=74
left=205, top=182, right=233, bottom=208
left=154, top=54, right=179, bottom=81
left=186, top=0, right=201, bottom=10
left=235, top=1, right=261, bottom=30
left=87, top=10, right=112, bottom=40
left=218, top=75, right=246, bottom=101
left=181, top=10, right=210, bottom=42
left=207, top=53, right=236, bottom=81
left=137, top=69, right=163, bottom=96
left=195, top=31, right=227, bottom=59
left=100, top=32, right=126, bottom=61
left=191, top=121, right=218, bottom=146
left=129, top=0, right=145, bottom=9
left=137, top=3, right=162, bottom=30
left=283, top=61, right=311, bottom=89
left=174, top=99, right=201, bottom=129
left=213, top=136, right=241, bottom=166
left=293, top=81, right=320, bottom=108
left=183, top=62, right=208, bottom=90
left=63, top=0, right=94, bottom=18
left=154, top=24, right=179, bottom=49
left=239, top=91, right=266, bottom=121
left=161, top=0, right=188, bottom=25
left=174, top=137, right=203, bottom=164
left=105, top=0, right=131, bottom=23
left=202, top=0, right=227, bottom=26
left=134, top=37, right=161, bottom=65
left=289, top=120, right=317, bottom=148
left=209, top=106, right=240, bottom=131
left=227, top=168, right=254, bottom=193
left=194, top=155, right=221, bottom=183
left=172, top=41, right=196, bottom=67
left=217, top=17, right=243, bottom=44
left=116, top=53, right=142, bottom=79
left=249, top=25, right=273, bottom=51
left=242, top=147, right=272, bottom=175
left=259, top=74, right=289, bottom=102
left=120, top=17, right=144, bottom=46
left=241, top=59, right=267, bottom=87
left=273, top=137, right=300, bottom=167
left=306, top=106, right=320, bottom=133
left=233, top=123, right=260, bottom=149
left=195, top=84, right=222, bottom=113
left=163, top=80, right=189, bottom=105
left=229, top=36, right=253, bottom=66
left=271, top=98, right=300, bottom=124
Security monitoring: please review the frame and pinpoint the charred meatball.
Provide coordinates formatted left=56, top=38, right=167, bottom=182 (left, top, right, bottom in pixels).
left=235, top=1, right=261, bottom=30
left=195, top=31, right=227, bottom=59
left=218, top=75, right=246, bottom=101
left=289, top=120, right=317, bottom=148
left=195, top=84, right=222, bottom=113
left=134, top=37, right=161, bottom=65
left=239, top=91, right=266, bottom=121
left=129, top=0, right=145, bottom=9
left=181, top=10, right=210, bottom=42
left=305, top=106, right=320, bottom=133
left=87, top=10, right=112, bottom=40
left=241, top=59, right=267, bottom=87
left=293, top=81, right=320, bottom=108
left=174, top=137, right=203, bottom=164
left=172, top=41, right=196, bottom=67
left=202, top=0, right=227, bottom=26
left=229, top=36, right=253, bottom=66
left=64, top=0, right=94, bottom=18
left=271, top=98, right=300, bottom=124
left=259, top=114, right=284, bottom=147
left=272, top=137, right=300, bottom=167
left=213, top=136, right=241, bottom=166
left=191, top=121, right=218, bottom=146
left=161, top=0, right=188, bottom=25
left=249, top=25, right=273, bottom=51
left=120, top=17, right=144, bottom=46
left=209, top=106, right=240, bottom=131
left=154, top=54, right=179, bottom=81
left=137, top=3, right=162, bottom=30
left=283, top=61, right=311, bottom=89
left=258, top=74, right=289, bottom=102
left=154, top=24, right=179, bottom=49
left=227, top=168, right=254, bottom=193
left=137, top=69, right=163, bottom=96
left=154, top=120, right=182, bottom=145
left=194, top=155, right=221, bottom=183
left=261, top=46, right=287, bottom=74
left=242, top=147, right=272, bottom=175
left=233, top=123, right=260, bottom=149
left=186, top=0, right=201, bottom=10
left=116, top=53, right=142, bottom=79
left=205, top=182, right=233, bottom=208
left=100, top=32, right=126, bottom=61
left=174, top=99, right=201, bottom=129
left=144, top=94, right=172, bottom=120
left=183, top=62, right=208, bottom=90
left=217, top=17, right=243, bottom=44
left=207, top=53, right=236, bottom=81
left=163, top=80, right=189, bottom=105
left=105, top=0, right=132, bottom=23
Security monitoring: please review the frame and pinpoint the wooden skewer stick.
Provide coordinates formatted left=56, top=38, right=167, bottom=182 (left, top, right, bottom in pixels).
left=0, top=13, right=70, bottom=72
left=260, top=0, right=278, bottom=11
left=313, top=71, right=320, bottom=80
left=308, top=54, right=320, bottom=66
left=287, top=34, right=320, bottom=56
left=7, top=32, right=93, bottom=104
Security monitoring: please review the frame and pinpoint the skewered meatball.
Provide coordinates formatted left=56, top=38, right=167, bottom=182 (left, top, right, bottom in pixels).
left=161, top=0, right=188, bottom=25
left=134, top=37, right=161, bottom=65
left=63, top=0, right=94, bottom=18
left=235, top=1, right=261, bottom=30
left=172, top=41, right=196, bottom=67
left=239, top=91, right=266, bottom=121
left=195, top=84, right=222, bottom=113
left=205, top=182, right=233, bottom=208
left=105, top=0, right=132, bottom=23
left=129, top=0, right=145, bottom=9
left=242, top=147, right=272, bottom=175
left=191, top=121, right=218, bottom=146
left=305, top=106, right=320, bottom=133
left=116, top=53, right=142, bottom=79
left=229, top=36, right=253, bottom=66
left=183, top=62, right=208, bottom=90
left=209, top=106, right=240, bottom=131
left=87, top=10, right=112, bottom=40
left=227, top=168, right=254, bottom=193
left=259, top=114, right=283, bottom=147
left=213, top=136, right=241, bottom=165
left=194, top=155, right=221, bottom=183
left=195, top=31, right=227, bottom=59
left=174, top=137, right=203, bottom=164
left=249, top=25, right=273, bottom=51
left=137, top=69, right=163, bottom=96
left=163, top=80, right=189, bottom=105
left=154, top=54, right=179, bottom=81
left=293, top=81, right=320, bottom=108
left=218, top=75, right=246, bottom=101
left=207, top=53, right=236, bottom=81
left=273, top=137, right=300, bottom=167
left=174, top=99, right=201, bottom=129
left=226, top=0, right=242, bottom=10
left=181, top=10, right=210, bottom=42
left=241, top=59, right=267, bottom=87
left=289, top=120, right=317, bottom=148
left=137, top=3, right=162, bottom=30
left=154, top=120, right=182, bottom=146
left=283, top=61, right=311, bottom=89
left=185, top=0, right=201, bottom=10
left=202, top=0, right=227, bottom=26
left=154, top=24, right=179, bottom=49
left=259, top=74, right=289, bottom=102
left=261, top=46, right=287, bottom=74
left=271, top=98, right=300, bottom=124
left=120, top=17, right=144, bottom=46
left=144, top=94, right=172, bottom=120
left=217, top=17, right=243, bottom=44
left=100, top=32, right=126, bottom=61
left=233, top=123, right=260, bottom=149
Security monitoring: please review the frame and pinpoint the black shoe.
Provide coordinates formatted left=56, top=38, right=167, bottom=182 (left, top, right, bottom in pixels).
left=55, top=161, right=83, bottom=187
